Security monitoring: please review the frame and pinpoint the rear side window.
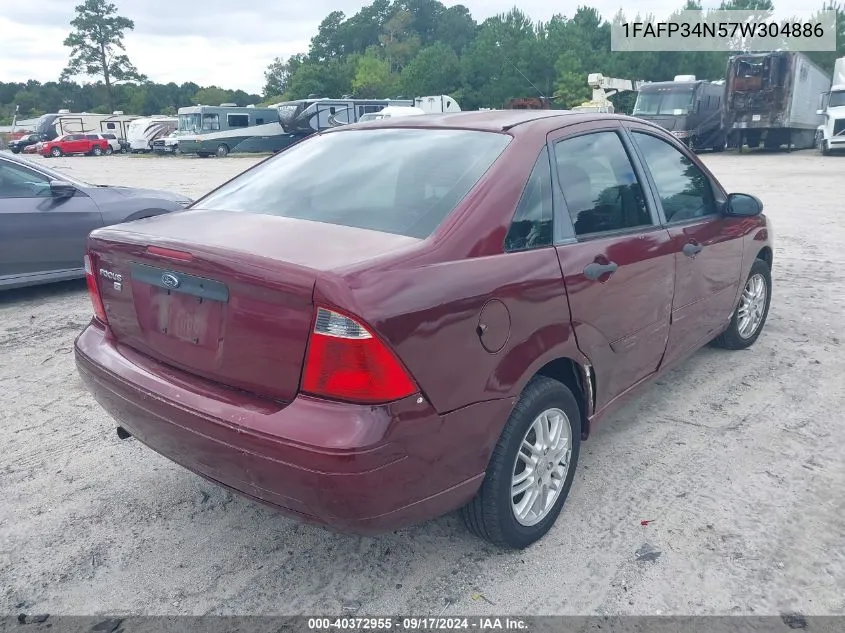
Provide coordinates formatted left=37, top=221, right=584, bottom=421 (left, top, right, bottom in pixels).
left=86, top=134, right=99, bottom=140
left=504, top=147, right=553, bottom=251
left=196, top=128, right=511, bottom=239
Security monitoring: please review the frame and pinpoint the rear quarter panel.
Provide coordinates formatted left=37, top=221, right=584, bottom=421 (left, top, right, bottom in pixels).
left=315, top=130, right=586, bottom=415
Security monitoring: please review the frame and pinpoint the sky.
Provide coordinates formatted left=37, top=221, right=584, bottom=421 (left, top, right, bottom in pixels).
left=0, top=0, right=818, bottom=95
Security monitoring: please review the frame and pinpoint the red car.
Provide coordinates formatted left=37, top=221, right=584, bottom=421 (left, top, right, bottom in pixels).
left=74, top=111, right=773, bottom=549
left=41, top=133, right=110, bottom=157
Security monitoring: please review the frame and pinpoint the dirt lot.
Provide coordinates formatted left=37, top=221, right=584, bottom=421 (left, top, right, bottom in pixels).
left=1, top=150, right=843, bottom=617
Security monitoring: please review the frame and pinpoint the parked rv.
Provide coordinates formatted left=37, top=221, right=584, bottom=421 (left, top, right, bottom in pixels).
left=127, top=116, right=178, bottom=153
left=358, top=106, right=426, bottom=122
left=33, top=110, right=140, bottom=141
left=724, top=51, right=830, bottom=150
left=815, top=57, right=845, bottom=155
left=275, top=98, right=413, bottom=136
left=633, top=75, right=726, bottom=151
left=175, top=105, right=292, bottom=157
left=413, top=95, right=461, bottom=113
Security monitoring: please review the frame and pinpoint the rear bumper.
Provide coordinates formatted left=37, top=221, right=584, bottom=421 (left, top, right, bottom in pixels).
left=74, top=322, right=510, bottom=534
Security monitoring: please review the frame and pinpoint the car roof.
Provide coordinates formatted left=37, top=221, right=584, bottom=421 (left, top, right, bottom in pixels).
left=334, top=109, right=649, bottom=136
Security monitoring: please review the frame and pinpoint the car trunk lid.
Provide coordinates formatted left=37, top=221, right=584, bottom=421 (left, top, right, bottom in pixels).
left=88, top=209, right=420, bottom=402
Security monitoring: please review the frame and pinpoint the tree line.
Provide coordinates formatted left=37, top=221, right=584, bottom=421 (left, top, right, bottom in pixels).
left=2, top=0, right=844, bottom=125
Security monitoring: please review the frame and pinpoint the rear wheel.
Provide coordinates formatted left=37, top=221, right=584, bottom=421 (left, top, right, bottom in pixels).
left=461, top=376, right=581, bottom=549
left=712, top=258, right=772, bottom=350
left=216, top=144, right=230, bottom=157
left=105, top=146, right=114, bottom=155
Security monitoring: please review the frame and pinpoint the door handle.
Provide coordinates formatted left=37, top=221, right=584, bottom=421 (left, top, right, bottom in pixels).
left=682, top=242, right=703, bottom=257
left=583, top=261, right=618, bottom=280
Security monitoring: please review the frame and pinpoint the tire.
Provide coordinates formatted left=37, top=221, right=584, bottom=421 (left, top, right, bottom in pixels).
left=92, top=146, right=103, bottom=156
left=461, top=375, right=581, bottom=549
left=50, top=147, right=62, bottom=157
left=10, top=148, right=20, bottom=154
left=712, top=258, right=772, bottom=350
left=216, top=144, right=229, bottom=157
left=105, top=147, right=114, bottom=155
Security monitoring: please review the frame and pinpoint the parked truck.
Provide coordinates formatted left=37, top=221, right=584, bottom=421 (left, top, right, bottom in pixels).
left=724, top=51, right=830, bottom=151
left=815, top=57, right=845, bottom=155
left=633, top=75, right=726, bottom=151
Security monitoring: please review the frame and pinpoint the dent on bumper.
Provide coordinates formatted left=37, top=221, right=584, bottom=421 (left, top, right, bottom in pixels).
left=73, top=323, right=510, bottom=533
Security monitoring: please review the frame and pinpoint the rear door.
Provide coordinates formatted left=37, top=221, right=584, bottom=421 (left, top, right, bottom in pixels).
left=623, top=123, right=744, bottom=365
left=0, top=159, right=102, bottom=278
left=549, top=122, right=676, bottom=410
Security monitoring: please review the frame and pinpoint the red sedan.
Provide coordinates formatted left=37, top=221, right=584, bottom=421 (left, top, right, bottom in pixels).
left=74, top=111, right=773, bottom=549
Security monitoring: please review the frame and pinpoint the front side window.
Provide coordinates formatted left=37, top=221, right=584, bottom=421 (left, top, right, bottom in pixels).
left=554, top=131, right=652, bottom=237
left=504, top=147, right=553, bottom=251
left=0, top=162, right=51, bottom=198
left=195, top=128, right=511, bottom=239
left=631, top=131, right=717, bottom=222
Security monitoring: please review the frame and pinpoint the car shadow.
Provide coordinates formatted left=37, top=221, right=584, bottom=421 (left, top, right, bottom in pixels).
left=0, top=279, right=87, bottom=306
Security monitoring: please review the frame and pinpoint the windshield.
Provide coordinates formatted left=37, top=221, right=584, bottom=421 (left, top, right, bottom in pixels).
left=195, top=128, right=511, bottom=239
left=829, top=91, right=845, bottom=108
left=178, top=113, right=201, bottom=132
left=633, top=90, right=695, bottom=116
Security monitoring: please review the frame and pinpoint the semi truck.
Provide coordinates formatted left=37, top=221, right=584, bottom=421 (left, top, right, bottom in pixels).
left=815, top=57, right=845, bottom=155
left=724, top=51, right=830, bottom=151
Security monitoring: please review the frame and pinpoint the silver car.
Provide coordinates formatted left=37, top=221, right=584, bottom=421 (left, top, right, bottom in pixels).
left=0, top=153, right=192, bottom=290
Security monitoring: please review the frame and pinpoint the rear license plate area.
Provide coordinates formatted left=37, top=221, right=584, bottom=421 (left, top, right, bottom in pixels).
left=130, top=262, right=228, bottom=350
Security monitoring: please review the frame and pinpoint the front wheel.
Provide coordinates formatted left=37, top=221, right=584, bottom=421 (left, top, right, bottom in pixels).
left=712, top=258, right=772, bottom=350
left=216, top=144, right=229, bottom=157
left=461, top=376, right=581, bottom=549
left=50, top=147, right=62, bottom=157
left=91, top=146, right=103, bottom=156
left=105, top=146, right=114, bottom=155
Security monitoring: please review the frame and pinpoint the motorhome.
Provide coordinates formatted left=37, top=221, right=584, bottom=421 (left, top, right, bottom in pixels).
left=126, top=116, right=178, bottom=153
left=815, top=57, right=845, bottom=155
left=175, top=104, right=289, bottom=157
left=633, top=76, right=726, bottom=151
left=413, top=95, right=461, bottom=113
left=724, top=51, right=830, bottom=150
left=33, top=110, right=140, bottom=141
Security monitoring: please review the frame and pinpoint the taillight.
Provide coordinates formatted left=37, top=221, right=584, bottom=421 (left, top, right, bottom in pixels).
left=84, top=252, right=108, bottom=324
left=301, top=307, right=417, bottom=404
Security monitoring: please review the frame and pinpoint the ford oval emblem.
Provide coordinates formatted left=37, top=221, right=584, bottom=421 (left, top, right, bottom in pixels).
left=161, top=273, right=180, bottom=288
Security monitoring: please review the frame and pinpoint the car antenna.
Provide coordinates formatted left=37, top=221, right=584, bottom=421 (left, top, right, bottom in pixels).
left=496, top=41, right=547, bottom=101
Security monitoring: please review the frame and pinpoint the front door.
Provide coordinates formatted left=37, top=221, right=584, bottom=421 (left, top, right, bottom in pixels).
left=624, top=126, right=744, bottom=365
left=550, top=124, right=676, bottom=410
left=0, top=160, right=102, bottom=280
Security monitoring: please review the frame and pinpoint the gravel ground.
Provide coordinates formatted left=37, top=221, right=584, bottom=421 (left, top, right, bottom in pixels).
left=1, top=151, right=843, bottom=617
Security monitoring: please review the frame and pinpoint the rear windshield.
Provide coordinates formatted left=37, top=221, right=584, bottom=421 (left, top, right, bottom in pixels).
left=194, top=128, right=511, bottom=239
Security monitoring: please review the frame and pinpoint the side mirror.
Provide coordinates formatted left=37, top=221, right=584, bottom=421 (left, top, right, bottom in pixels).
left=724, top=193, right=763, bottom=217
left=817, top=109, right=825, bottom=115
left=49, top=180, right=76, bottom=198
